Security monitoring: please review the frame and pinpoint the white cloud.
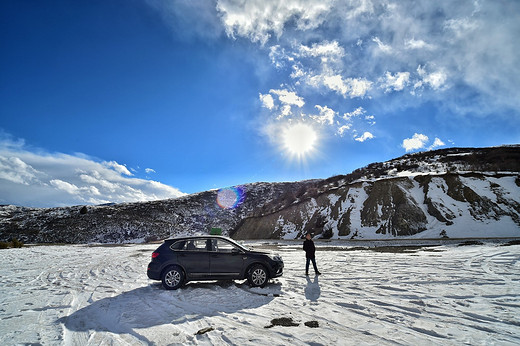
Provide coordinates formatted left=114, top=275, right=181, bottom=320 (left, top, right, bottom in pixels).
left=417, top=65, right=447, bottom=90
left=216, top=0, right=332, bottom=45
left=259, top=93, right=275, bottom=109
left=269, top=88, right=305, bottom=107
left=152, top=0, right=520, bottom=117
left=279, top=104, right=292, bottom=118
left=380, top=71, right=410, bottom=92
left=428, top=137, right=446, bottom=150
left=204, top=0, right=520, bottom=149
left=402, top=133, right=429, bottom=152
left=298, top=40, right=345, bottom=61
left=337, top=125, right=351, bottom=136
left=0, top=156, right=43, bottom=185
left=50, top=179, right=80, bottom=195
left=145, top=168, right=156, bottom=174
left=323, top=74, right=349, bottom=95
left=320, top=73, right=372, bottom=98
left=405, top=38, right=434, bottom=50
left=311, top=105, right=336, bottom=125
left=349, top=78, right=373, bottom=97
left=354, top=131, right=374, bottom=142
left=372, top=37, right=392, bottom=54
left=402, top=134, right=446, bottom=152
left=343, top=107, right=365, bottom=120
left=0, top=138, right=185, bottom=207
left=104, top=161, right=133, bottom=176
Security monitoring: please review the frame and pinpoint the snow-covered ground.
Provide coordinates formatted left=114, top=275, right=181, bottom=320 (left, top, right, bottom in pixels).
left=1, top=240, right=519, bottom=345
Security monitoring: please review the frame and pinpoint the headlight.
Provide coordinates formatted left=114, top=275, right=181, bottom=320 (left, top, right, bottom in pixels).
left=269, top=254, right=282, bottom=261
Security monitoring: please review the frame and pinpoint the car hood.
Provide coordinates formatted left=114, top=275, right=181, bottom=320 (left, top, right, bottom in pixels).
left=246, top=250, right=281, bottom=259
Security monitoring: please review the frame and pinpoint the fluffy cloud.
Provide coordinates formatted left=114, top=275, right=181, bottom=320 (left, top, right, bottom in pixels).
left=216, top=0, right=331, bottom=45
left=380, top=71, right=410, bottom=92
left=405, top=38, right=434, bottom=50
left=343, top=107, right=365, bottom=120
left=372, top=37, right=392, bottom=54
left=0, top=138, right=185, bottom=207
left=416, top=65, right=447, bottom=91
left=259, top=89, right=305, bottom=118
left=429, top=138, right=446, bottom=150
left=269, top=89, right=305, bottom=107
left=213, top=0, right=520, bottom=116
left=298, top=41, right=345, bottom=62
left=311, top=105, right=336, bottom=125
left=402, top=134, right=446, bottom=152
left=0, top=156, right=42, bottom=185
left=150, top=0, right=519, bottom=149
left=104, top=161, right=132, bottom=176
left=402, top=133, right=429, bottom=152
left=259, top=93, right=275, bottom=109
left=354, top=132, right=374, bottom=142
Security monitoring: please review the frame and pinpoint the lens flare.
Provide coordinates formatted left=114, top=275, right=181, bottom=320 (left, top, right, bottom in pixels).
left=216, top=186, right=245, bottom=209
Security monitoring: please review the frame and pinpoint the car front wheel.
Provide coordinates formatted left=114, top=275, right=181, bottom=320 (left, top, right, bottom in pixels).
left=248, top=264, right=268, bottom=288
left=161, top=266, right=184, bottom=290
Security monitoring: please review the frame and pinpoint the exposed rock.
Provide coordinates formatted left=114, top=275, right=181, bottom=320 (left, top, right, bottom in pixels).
left=304, top=321, right=319, bottom=328
left=265, top=317, right=299, bottom=328
left=195, top=327, right=214, bottom=335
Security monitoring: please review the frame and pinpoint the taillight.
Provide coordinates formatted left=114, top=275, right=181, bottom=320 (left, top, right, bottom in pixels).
left=152, top=252, right=159, bottom=259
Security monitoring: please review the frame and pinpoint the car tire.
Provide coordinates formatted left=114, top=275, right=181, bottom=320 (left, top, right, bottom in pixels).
left=248, top=264, right=268, bottom=288
left=161, top=266, right=184, bottom=290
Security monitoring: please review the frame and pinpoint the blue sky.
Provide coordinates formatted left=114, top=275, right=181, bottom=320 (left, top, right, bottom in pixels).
left=1, top=0, right=519, bottom=207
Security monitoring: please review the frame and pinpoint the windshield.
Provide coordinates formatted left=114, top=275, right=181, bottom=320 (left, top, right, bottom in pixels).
left=225, top=238, right=250, bottom=252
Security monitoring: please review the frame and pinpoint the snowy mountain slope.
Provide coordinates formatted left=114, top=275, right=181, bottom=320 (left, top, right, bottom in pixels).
left=233, top=173, right=519, bottom=240
left=1, top=146, right=519, bottom=243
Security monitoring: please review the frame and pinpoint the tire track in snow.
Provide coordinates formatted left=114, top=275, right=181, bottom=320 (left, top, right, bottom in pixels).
left=1, top=242, right=520, bottom=345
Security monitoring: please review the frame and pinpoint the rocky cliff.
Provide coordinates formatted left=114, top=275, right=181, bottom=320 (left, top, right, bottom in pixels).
left=1, top=146, right=519, bottom=243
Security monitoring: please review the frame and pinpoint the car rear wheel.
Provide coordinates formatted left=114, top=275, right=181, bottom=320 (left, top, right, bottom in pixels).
left=161, top=266, right=184, bottom=290
left=248, top=264, right=268, bottom=288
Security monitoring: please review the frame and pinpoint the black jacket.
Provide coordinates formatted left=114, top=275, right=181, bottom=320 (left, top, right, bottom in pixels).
left=303, top=239, right=316, bottom=259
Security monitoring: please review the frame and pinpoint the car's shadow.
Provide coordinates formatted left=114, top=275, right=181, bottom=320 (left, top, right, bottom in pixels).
left=57, top=280, right=278, bottom=343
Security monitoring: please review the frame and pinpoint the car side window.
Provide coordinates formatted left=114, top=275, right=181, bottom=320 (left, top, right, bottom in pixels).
left=185, top=239, right=208, bottom=251
left=170, top=240, right=186, bottom=251
left=214, top=239, right=239, bottom=253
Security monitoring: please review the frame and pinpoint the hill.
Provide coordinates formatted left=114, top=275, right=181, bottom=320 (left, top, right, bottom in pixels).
left=1, top=145, right=519, bottom=243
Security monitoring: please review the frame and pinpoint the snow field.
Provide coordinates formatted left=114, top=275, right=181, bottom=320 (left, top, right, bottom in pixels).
left=1, top=242, right=519, bottom=345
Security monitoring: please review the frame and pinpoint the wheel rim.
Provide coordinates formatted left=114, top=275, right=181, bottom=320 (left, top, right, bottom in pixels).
left=165, top=269, right=181, bottom=287
left=252, top=268, right=267, bottom=285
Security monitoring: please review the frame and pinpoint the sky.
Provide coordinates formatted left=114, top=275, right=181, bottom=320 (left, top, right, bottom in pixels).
left=1, top=0, right=519, bottom=208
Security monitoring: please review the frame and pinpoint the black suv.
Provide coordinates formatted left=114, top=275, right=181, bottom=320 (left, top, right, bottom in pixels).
left=147, top=236, right=284, bottom=290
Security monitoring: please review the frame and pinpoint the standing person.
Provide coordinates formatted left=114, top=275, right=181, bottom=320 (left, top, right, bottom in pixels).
left=303, top=233, right=321, bottom=276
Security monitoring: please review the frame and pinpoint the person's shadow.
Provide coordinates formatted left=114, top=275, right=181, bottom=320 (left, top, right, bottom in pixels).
left=304, top=275, right=321, bottom=301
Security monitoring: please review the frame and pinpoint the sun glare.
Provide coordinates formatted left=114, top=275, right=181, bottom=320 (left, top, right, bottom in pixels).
left=282, top=123, right=318, bottom=158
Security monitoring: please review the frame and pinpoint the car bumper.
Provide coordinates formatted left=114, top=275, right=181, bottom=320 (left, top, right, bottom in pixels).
left=270, top=261, right=284, bottom=278
left=147, top=261, right=162, bottom=280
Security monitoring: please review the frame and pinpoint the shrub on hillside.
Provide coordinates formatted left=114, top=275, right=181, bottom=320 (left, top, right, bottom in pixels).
left=11, top=238, right=24, bottom=248
left=0, top=238, right=24, bottom=249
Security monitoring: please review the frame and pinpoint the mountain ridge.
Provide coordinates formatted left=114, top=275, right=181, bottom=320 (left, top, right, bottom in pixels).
left=1, top=145, right=519, bottom=243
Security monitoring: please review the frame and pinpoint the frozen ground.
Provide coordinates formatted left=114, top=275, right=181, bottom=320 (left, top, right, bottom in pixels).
left=1, top=240, right=519, bottom=345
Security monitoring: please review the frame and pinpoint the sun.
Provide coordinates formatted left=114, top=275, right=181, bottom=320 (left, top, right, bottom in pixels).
left=282, top=123, right=318, bottom=158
